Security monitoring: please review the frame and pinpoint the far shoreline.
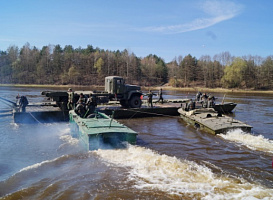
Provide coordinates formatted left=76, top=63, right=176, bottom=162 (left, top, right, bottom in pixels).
left=147, top=86, right=273, bottom=94
left=1, top=84, right=273, bottom=94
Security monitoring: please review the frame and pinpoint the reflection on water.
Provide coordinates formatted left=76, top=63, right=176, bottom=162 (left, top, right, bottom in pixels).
left=0, top=86, right=273, bottom=199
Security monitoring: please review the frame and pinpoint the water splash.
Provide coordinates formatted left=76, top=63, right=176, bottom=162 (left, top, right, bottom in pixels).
left=59, top=134, right=79, bottom=147
left=219, top=129, right=273, bottom=154
left=10, top=122, right=19, bottom=129
left=95, top=146, right=273, bottom=199
left=18, top=155, right=68, bottom=173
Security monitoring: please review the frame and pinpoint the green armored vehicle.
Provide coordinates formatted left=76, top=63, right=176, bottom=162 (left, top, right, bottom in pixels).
left=178, top=107, right=252, bottom=135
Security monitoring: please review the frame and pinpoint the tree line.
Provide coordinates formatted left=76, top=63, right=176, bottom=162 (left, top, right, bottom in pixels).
left=0, top=43, right=272, bottom=90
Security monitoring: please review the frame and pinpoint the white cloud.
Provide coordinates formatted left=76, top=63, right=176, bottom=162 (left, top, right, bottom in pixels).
left=141, top=0, right=244, bottom=34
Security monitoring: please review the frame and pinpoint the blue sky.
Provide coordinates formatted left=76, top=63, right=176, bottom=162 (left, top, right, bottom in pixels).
left=0, top=0, right=272, bottom=62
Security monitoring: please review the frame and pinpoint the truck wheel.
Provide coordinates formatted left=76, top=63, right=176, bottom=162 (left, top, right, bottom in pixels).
left=129, top=96, right=142, bottom=108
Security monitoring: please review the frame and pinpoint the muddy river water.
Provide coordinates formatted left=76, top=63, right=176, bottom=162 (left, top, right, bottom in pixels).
left=0, top=86, right=272, bottom=199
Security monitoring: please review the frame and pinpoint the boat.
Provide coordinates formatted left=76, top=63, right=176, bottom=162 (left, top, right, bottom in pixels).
left=213, top=102, right=237, bottom=113
left=195, top=99, right=237, bottom=113
left=69, top=110, right=137, bottom=150
left=178, top=107, right=252, bottom=135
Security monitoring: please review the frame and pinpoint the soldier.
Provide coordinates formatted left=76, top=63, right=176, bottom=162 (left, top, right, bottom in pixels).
left=207, top=96, right=215, bottom=108
left=19, top=96, right=28, bottom=112
left=76, top=93, right=86, bottom=105
left=67, top=88, right=75, bottom=110
left=75, top=93, right=86, bottom=117
left=201, top=93, right=208, bottom=108
left=158, top=88, right=164, bottom=104
left=202, top=93, right=208, bottom=100
left=147, top=90, right=155, bottom=108
left=196, top=91, right=202, bottom=101
left=85, top=93, right=97, bottom=117
left=187, top=99, right=196, bottom=111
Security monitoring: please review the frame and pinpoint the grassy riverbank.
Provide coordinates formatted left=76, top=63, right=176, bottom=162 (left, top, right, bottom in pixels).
left=1, top=83, right=273, bottom=94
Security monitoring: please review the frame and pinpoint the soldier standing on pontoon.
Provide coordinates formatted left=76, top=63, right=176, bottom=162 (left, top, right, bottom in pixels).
left=147, top=90, right=156, bottom=108
left=19, top=96, right=28, bottom=112
left=67, top=88, right=75, bottom=110
left=158, top=88, right=164, bottom=104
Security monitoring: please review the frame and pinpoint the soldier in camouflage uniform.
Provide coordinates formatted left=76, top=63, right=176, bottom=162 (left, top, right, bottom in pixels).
left=201, top=93, right=208, bottom=108
left=85, top=93, right=98, bottom=117
left=147, top=90, right=155, bottom=108
left=207, top=96, right=215, bottom=108
left=67, top=88, right=75, bottom=110
left=75, top=93, right=86, bottom=117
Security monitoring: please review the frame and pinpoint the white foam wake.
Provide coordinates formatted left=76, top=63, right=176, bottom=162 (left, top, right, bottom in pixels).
left=59, top=134, right=79, bottom=146
left=18, top=155, right=68, bottom=173
left=57, top=125, right=79, bottom=149
left=95, top=146, right=273, bottom=199
left=219, top=129, right=273, bottom=154
left=58, top=127, right=71, bottom=135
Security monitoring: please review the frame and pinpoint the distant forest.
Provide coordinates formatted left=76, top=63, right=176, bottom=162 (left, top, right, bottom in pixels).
left=0, top=43, right=272, bottom=90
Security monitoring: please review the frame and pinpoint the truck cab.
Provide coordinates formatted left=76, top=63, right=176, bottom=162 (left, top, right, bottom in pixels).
left=105, top=76, right=142, bottom=108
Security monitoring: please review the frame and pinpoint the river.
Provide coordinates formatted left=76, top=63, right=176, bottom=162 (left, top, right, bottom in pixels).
left=0, top=86, right=272, bottom=199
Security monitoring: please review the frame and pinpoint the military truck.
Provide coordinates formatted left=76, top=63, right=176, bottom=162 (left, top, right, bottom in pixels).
left=42, top=76, right=143, bottom=110
left=104, top=76, right=142, bottom=108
